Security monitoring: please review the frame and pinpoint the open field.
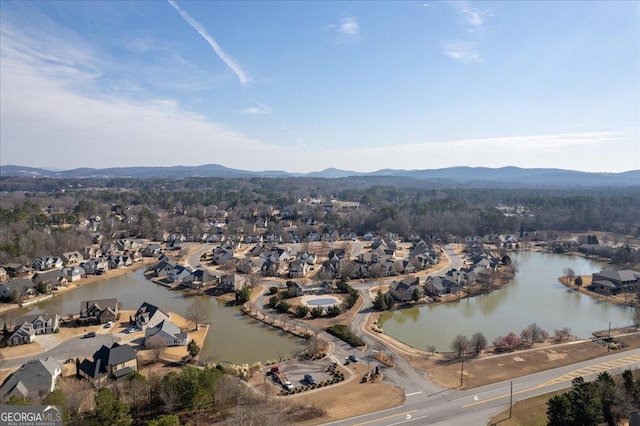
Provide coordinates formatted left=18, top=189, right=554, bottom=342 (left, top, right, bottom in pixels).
left=487, top=390, right=565, bottom=426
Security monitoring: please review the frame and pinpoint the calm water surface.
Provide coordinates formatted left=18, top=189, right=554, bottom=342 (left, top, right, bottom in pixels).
left=10, top=269, right=305, bottom=364
left=379, top=252, right=630, bottom=351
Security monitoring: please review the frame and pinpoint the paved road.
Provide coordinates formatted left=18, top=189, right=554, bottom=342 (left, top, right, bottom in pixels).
left=3, top=333, right=122, bottom=369
left=324, top=348, right=640, bottom=425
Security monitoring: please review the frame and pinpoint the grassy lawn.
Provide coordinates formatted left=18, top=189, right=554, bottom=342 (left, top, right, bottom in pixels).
left=487, top=390, right=566, bottom=426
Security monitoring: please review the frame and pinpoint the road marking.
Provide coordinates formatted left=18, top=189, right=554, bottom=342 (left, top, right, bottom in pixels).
left=463, top=353, right=640, bottom=408
left=405, top=391, right=422, bottom=396
left=352, top=410, right=417, bottom=426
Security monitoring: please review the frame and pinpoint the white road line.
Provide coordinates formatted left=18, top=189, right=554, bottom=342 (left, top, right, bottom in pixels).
left=405, top=391, right=423, bottom=396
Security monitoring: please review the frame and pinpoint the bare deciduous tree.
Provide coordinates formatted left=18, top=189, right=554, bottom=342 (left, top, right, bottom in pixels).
left=564, top=267, right=576, bottom=284
left=145, top=335, right=167, bottom=363
left=185, top=298, right=208, bottom=331
left=450, top=335, right=469, bottom=358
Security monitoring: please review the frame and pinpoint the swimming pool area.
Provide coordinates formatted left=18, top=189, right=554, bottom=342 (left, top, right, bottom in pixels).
left=302, top=295, right=341, bottom=308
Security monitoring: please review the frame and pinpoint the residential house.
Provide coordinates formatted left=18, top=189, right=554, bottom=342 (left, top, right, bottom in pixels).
left=79, top=298, right=119, bottom=324
left=61, top=266, right=85, bottom=282
left=261, top=258, right=283, bottom=277
left=395, top=259, right=417, bottom=275
left=236, top=258, right=262, bottom=275
left=424, top=276, right=460, bottom=296
left=144, top=320, right=188, bottom=347
left=219, top=274, right=245, bottom=293
left=389, top=277, right=422, bottom=302
left=591, top=270, right=640, bottom=294
left=81, top=246, right=103, bottom=260
left=363, top=232, right=376, bottom=241
left=142, top=244, right=162, bottom=257
left=288, top=260, right=310, bottom=278
left=0, top=358, right=61, bottom=401
left=78, top=343, right=138, bottom=386
left=9, top=314, right=60, bottom=346
left=61, top=251, right=84, bottom=265
left=135, top=302, right=170, bottom=330
left=357, top=253, right=380, bottom=265
left=285, top=232, right=300, bottom=243
left=0, top=278, right=36, bottom=300
left=211, top=246, right=234, bottom=265
left=32, top=269, right=67, bottom=289
left=149, top=259, right=177, bottom=277
left=31, top=256, right=63, bottom=271
left=81, top=257, right=109, bottom=275
left=327, top=248, right=346, bottom=260
left=248, top=244, right=270, bottom=257
left=167, top=265, right=193, bottom=283
left=182, top=268, right=216, bottom=289
left=1, top=263, right=30, bottom=278
left=321, top=258, right=342, bottom=279
left=107, top=254, right=132, bottom=269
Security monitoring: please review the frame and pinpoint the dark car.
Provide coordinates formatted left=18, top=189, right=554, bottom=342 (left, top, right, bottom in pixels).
left=84, top=331, right=96, bottom=338
left=348, top=355, right=359, bottom=362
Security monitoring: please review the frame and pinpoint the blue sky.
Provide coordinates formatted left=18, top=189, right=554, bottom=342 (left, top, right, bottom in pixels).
left=1, top=1, right=638, bottom=173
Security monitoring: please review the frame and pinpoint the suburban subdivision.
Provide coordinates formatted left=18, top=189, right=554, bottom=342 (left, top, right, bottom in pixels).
left=0, top=170, right=639, bottom=425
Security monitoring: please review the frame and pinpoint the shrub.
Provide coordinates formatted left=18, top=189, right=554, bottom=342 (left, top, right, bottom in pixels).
left=326, top=324, right=365, bottom=347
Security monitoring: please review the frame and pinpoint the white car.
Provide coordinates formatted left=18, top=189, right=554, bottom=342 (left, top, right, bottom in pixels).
left=104, top=321, right=113, bottom=328
left=127, top=326, right=139, bottom=333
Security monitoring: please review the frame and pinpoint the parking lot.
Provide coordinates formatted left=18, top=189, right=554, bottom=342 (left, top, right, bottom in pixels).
left=266, top=357, right=336, bottom=388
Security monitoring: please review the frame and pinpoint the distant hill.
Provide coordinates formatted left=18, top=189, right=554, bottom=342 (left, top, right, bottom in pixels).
left=1, top=164, right=638, bottom=187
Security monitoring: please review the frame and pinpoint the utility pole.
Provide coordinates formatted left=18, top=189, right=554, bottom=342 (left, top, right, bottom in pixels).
left=460, top=359, right=464, bottom=387
left=509, top=381, right=513, bottom=418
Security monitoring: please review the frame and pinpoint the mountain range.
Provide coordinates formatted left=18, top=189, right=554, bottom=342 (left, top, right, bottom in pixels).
left=1, top=164, right=638, bottom=187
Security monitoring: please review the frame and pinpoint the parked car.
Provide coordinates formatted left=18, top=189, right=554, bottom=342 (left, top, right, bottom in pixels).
left=304, top=373, right=316, bottom=385
left=84, top=331, right=96, bottom=338
left=348, top=355, right=359, bottom=362
left=104, top=321, right=113, bottom=328
left=127, top=326, right=139, bottom=333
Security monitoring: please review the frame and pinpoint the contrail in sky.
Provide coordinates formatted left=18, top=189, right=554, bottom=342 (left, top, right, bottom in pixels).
left=167, top=0, right=251, bottom=87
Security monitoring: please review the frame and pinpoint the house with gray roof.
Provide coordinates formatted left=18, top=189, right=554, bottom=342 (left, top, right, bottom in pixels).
left=0, top=278, right=36, bottom=301
left=389, top=276, right=421, bottom=302
left=144, top=320, right=188, bottom=347
left=135, top=302, right=170, bottom=330
left=0, top=357, right=61, bottom=401
left=219, top=274, right=245, bottom=293
left=32, top=269, right=68, bottom=289
left=591, top=270, right=640, bottom=294
left=9, top=313, right=59, bottom=346
left=79, top=298, right=119, bottom=324
left=78, top=343, right=137, bottom=386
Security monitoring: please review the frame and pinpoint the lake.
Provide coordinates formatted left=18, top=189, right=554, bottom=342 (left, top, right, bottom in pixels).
left=7, top=269, right=305, bottom=364
left=378, top=251, right=630, bottom=351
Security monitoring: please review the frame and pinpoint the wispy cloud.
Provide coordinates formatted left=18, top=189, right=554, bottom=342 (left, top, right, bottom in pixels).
left=0, top=11, right=282, bottom=170
left=167, top=0, right=251, bottom=87
left=441, top=40, right=481, bottom=64
left=442, top=1, right=493, bottom=64
left=324, top=17, right=361, bottom=43
left=242, top=93, right=271, bottom=115
left=339, top=17, right=360, bottom=35
left=279, top=125, right=305, bottom=147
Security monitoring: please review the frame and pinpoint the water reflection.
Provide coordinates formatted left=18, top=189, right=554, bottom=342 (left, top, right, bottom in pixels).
left=4, top=269, right=304, bottom=363
left=379, top=252, right=630, bottom=351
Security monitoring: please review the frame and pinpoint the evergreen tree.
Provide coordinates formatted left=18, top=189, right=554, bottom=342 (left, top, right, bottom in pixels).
left=93, top=387, right=133, bottom=426
left=546, top=394, right=571, bottom=426
left=373, top=289, right=388, bottom=311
